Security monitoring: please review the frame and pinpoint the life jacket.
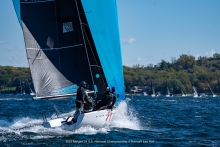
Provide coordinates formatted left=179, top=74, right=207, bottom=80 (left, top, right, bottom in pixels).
left=76, top=86, right=85, bottom=101
left=101, top=92, right=114, bottom=106
left=84, top=96, right=93, bottom=110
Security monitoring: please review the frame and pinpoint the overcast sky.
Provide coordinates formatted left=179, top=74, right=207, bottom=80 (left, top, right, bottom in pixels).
left=0, top=0, right=219, bottom=67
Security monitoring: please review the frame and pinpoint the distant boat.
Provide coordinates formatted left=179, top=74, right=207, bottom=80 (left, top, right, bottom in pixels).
left=151, top=87, right=156, bottom=97
left=151, top=80, right=156, bottom=97
left=193, top=86, right=201, bottom=98
left=181, top=88, right=187, bottom=97
left=15, top=79, right=25, bottom=95
left=29, top=87, right=35, bottom=96
left=156, top=92, right=162, bottom=97
left=142, top=92, right=148, bottom=96
left=165, top=82, right=173, bottom=97
left=207, top=83, right=217, bottom=97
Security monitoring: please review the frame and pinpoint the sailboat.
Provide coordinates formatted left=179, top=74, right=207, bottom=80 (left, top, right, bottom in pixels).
left=193, top=86, right=201, bottom=98
left=151, top=87, right=156, bottom=97
left=165, top=82, right=173, bottom=97
left=22, top=81, right=26, bottom=95
left=207, top=83, right=217, bottom=97
left=13, top=0, right=125, bottom=130
left=15, top=79, right=25, bottom=95
left=29, top=86, right=35, bottom=96
left=150, top=80, right=156, bottom=97
left=181, top=88, right=187, bottom=97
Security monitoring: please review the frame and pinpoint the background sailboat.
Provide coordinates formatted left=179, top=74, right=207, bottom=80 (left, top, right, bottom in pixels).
left=165, top=82, right=173, bottom=97
left=29, top=86, right=35, bottom=96
left=151, top=87, right=156, bottom=97
left=193, top=86, right=201, bottom=98
left=151, top=80, right=156, bottom=97
left=207, top=83, right=217, bottom=97
left=181, top=88, right=187, bottom=97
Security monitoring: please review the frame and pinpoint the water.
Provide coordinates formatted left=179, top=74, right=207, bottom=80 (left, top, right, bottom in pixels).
left=0, top=94, right=220, bottom=146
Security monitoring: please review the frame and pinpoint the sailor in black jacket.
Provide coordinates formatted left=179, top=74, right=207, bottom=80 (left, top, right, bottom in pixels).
left=73, top=81, right=88, bottom=120
left=94, top=87, right=114, bottom=110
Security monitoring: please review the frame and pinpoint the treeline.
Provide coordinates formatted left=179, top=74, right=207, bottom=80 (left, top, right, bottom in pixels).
left=0, top=53, right=220, bottom=95
left=0, top=66, right=32, bottom=93
left=124, top=53, right=220, bottom=95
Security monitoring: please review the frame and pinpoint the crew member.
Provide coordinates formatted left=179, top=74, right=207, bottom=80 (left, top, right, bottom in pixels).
left=93, top=87, right=114, bottom=110
left=73, top=81, right=88, bottom=121
left=108, top=87, right=117, bottom=109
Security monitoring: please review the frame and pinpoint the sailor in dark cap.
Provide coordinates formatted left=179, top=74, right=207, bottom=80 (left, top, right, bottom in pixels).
left=73, top=81, right=88, bottom=121
left=93, top=87, right=114, bottom=110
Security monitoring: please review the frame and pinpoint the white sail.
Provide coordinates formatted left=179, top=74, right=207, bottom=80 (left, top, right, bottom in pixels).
left=166, top=84, right=173, bottom=97
left=181, top=89, right=186, bottom=97
left=151, top=87, right=156, bottom=97
left=207, top=83, right=217, bottom=97
left=193, top=86, right=200, bottom=98
left=29, top=87, right=35, bottom=96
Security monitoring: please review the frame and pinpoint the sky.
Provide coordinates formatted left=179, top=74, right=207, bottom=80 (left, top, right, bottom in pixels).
left=0, top=0, right=220, bottom=67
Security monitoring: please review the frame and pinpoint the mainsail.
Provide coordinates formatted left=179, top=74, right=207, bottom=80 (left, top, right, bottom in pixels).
left=166, top=81, right=170, bottom=95
left=12, top=0, right=125, bottom=102
left=193, top=86, right=198, bottom=95
left=151, top=80, right=155, bottom=95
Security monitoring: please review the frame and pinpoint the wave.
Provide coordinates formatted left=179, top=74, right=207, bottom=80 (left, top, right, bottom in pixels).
left=0, top=98, right=27, bottom=101
left=110, top=98, right=141, bottom=130
left=0, top=98, right=141, bottom=141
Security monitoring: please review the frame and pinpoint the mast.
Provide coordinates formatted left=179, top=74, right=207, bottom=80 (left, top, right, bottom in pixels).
left=75, top=0, right=95, bottom=92
left=166, top=81, right=170, bottom=95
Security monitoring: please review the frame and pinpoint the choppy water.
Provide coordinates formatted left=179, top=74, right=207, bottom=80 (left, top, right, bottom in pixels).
left=0, top=94, right=220, bottom=146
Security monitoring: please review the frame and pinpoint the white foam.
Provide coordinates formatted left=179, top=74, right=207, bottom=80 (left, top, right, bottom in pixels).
left=73, top=126, right=109, bottom=135
left=110, top=98, right=141, bottom=130
left=10, top=117, right=42, bottom=129
left=0, top=98, right=25, bottom=101
left=0, top=117, right=44, bottom=141
left=0, top=98, right=142, bottom=140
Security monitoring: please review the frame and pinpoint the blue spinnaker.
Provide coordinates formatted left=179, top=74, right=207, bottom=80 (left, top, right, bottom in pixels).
left=81, top=0, right=125, bottom=103
left=12, top=0, right=21, bottom=27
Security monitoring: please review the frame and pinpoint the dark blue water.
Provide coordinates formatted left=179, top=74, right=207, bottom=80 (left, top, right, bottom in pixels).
left=0, top=94, right=220, bottom=146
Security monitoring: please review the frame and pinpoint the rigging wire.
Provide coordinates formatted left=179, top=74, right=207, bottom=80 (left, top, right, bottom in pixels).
left=81, top=25, right=106, bottom=86
left=53, top=0, right=62, bottom=72
left=75, top=0, right=95, bottom=92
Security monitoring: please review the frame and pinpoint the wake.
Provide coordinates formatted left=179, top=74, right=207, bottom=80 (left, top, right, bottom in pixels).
left=0, top=98, right=141, bottom=141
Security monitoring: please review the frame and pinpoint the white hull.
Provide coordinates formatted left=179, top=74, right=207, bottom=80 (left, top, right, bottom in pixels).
left=42, top=111, right=75, bottom=128
left=61, top=109, right=114, bottom=131
left=193, top=95, right=201, bottom=98
left=30, top=92, right=35, bottom=96
left=42, top=109, right=114, bottom=130
left=151, top=94, right=156, bottom=97
left=166, top=95, right=173, bottom=97
left=142, top=92, right=148, bottom=96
